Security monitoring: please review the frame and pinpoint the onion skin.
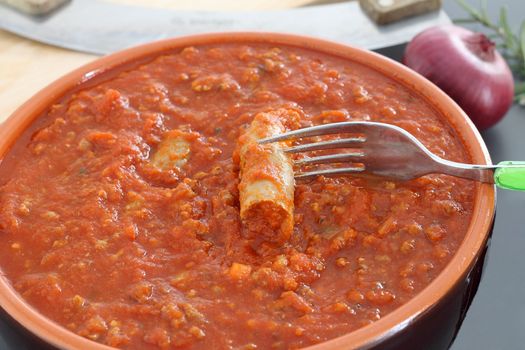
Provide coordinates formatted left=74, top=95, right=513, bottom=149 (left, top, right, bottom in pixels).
left=404, top=25, right=514, bottom=130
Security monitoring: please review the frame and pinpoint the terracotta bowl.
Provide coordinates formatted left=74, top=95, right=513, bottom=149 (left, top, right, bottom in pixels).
left=0, top=33, right=495, bottom=350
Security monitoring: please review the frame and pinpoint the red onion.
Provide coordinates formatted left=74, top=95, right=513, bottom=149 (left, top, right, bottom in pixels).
left=403, top=25, right=514, bottom=130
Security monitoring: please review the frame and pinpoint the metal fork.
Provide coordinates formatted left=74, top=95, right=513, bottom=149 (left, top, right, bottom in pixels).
left=259, top=121, right=525, bottom=191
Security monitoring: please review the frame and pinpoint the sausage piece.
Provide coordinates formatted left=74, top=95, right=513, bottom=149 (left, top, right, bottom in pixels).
left=151, top=130, right=192, bottom=171
left=237, top=109, right=300, bottom=244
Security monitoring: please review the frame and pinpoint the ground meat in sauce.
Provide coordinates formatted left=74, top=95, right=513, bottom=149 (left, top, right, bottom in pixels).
left=0, top=44, right=475, bottom=349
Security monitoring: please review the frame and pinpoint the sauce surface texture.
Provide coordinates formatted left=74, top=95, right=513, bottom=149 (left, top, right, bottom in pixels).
left=0, top=44, right=475, bottom=349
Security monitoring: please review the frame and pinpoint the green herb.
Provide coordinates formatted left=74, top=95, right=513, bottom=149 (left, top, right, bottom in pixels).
left=214, top=127, right=222, bottom=134
left=79, top=167, right=88, bottom=175
left=516, top=82, right=525, bottom=105
left=455, top=0, right=525, bottom=105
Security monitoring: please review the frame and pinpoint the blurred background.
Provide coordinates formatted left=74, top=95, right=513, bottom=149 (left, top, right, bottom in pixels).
left=0, top=1, right=524, bottom=349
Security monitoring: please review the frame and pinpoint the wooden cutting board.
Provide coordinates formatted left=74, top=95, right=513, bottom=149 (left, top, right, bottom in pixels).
left=0, top=0, right=345, bottom=122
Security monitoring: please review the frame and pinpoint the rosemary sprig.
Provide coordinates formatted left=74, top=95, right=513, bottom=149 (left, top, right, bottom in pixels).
left=455, top=0, right=525, bottom=105
left=516, top=82, right=525, bottom=105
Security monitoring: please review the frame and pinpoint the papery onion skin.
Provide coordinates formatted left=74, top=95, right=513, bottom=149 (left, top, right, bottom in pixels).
left=404, top=25, right=514, bottom=130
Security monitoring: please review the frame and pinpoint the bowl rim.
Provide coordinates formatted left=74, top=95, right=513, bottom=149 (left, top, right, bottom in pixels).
left=0, top=32, right=495, bottom=350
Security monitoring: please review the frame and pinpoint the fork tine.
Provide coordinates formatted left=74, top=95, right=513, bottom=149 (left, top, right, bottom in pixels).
left=295, top=166, right=365, bottom=180
left=259, top=122, right=362, bottom=144
left=294, top=151, right=365, bottom=165
left=284, top=137, right=365, bottom=153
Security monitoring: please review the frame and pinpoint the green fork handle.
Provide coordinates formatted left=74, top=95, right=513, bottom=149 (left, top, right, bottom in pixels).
left=494, top=161, right=525, bottom=191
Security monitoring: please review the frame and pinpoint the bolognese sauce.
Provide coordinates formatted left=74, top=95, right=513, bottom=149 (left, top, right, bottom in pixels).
left=0, top=44, right=474, bottom=349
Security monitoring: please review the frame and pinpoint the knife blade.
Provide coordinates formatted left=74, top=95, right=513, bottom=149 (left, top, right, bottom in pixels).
left=0, top=0, right=450, bottom=55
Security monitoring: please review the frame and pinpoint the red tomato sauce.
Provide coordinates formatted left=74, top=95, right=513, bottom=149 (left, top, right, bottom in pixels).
left=0, top=44, right=475, bottom=349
